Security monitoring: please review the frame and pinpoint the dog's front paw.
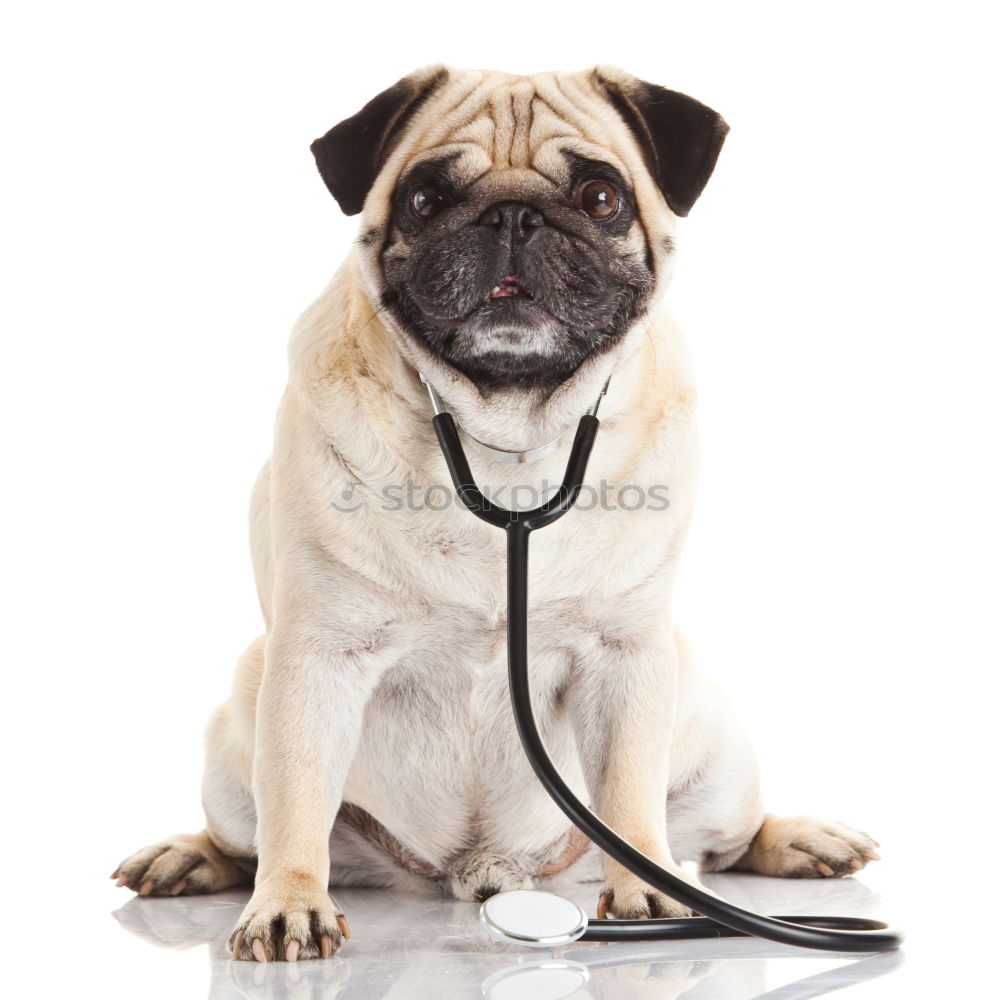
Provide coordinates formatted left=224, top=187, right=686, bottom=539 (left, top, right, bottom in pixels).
left=597, top=871, right=696, bottom=920
left=228, top=872, right=349, bottom=962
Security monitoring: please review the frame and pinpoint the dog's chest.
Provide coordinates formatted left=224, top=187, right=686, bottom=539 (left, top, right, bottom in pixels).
left=329, top=429, right=690, bottom=865
left=342, top=607, right=582, bottom=866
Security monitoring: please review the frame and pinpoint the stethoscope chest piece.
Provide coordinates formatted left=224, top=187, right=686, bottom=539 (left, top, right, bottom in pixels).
left=480, top=889, right=589, bottom=948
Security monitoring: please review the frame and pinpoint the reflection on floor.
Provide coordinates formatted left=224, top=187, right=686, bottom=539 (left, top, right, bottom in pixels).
left=111, top=867, right=904, bottom=999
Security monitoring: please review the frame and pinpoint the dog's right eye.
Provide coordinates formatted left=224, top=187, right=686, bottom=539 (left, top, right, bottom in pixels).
left=411, top=187, right=448, bottom=221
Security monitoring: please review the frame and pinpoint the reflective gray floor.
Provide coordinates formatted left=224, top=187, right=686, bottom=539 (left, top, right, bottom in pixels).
left=110, top=868, right=906, bottom=999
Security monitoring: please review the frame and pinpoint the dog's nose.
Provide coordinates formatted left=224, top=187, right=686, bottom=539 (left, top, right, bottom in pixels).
left=477, top=201, right=546, bottom=246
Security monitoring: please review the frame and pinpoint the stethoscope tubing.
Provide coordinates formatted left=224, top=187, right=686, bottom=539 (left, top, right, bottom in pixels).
left=430, top=405, right=904, bottom=952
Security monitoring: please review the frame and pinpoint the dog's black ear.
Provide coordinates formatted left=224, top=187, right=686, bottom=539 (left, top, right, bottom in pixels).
left=594, top=67, right=729, bottom=217
left=311, top=66, right=449, bottom=216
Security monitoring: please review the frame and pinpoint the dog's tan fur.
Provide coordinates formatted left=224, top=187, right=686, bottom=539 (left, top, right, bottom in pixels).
left=113, top=65, right=881, bottom=962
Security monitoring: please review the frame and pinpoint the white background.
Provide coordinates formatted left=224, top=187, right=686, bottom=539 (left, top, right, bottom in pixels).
left=2, top=1, right=997, bottom=995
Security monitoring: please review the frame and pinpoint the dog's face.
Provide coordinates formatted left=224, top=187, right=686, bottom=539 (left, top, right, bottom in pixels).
left=311, top=66, right=728, bottom=393
left=379, top=149, right=650, bottom=391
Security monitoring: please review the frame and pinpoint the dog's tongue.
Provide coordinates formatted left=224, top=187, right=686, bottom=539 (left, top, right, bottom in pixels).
left=490, top=275, right=528, bottom=298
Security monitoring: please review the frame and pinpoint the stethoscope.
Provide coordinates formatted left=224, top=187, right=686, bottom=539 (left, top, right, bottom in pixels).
left=419, top=374, right=904, bottom=954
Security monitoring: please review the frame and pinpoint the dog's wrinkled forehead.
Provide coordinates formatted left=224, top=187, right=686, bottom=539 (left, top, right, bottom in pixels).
left=311, top=65, right=729, bottom=230
left=405, top=78, right=629, bottom=188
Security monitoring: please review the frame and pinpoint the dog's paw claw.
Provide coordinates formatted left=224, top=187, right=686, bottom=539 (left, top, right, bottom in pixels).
left=597, top=881, right=695, bottom=920
left=228, top=880, right=347, bottom=962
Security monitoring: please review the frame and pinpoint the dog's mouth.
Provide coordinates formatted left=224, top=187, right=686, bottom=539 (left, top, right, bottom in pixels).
left=488, top=275, right=532, bottom=300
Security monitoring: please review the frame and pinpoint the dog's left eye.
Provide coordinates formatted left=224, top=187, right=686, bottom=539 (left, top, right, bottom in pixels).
left=575, top=180, right=619, bottom=219
left=411, top=187, right=448, bottom=221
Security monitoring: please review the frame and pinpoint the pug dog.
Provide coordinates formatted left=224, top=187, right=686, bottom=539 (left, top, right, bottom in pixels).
left=111, top=65, right=882, bottom=962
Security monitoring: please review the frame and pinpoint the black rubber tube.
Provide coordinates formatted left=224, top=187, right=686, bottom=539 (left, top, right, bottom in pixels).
left=432, top=408, right=904, bottom=952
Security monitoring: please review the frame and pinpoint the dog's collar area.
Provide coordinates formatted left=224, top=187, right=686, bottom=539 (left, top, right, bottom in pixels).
left=418, top=373, right=609, bottom=465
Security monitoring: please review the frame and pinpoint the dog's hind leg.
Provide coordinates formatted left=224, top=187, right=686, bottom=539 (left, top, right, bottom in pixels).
left=113, top=635, right=413, bottom=899
left=669, top=734, right=881, bottom=881
left=112, top=638, right=265, bottom=896
left=716, top=815, right=881, bottom=879
left=112, top=829, right=251, bottom=896
left=665, top=657, right=881, bottom=880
